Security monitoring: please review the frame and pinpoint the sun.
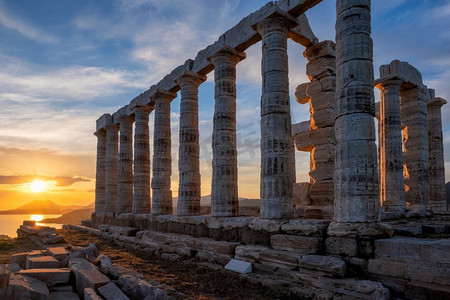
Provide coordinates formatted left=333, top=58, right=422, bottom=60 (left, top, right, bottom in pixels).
left=30, top=180, right=47, bottom=193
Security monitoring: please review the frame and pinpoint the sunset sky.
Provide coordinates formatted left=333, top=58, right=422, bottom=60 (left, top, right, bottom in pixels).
left=1, top=0, right=450, bottom=210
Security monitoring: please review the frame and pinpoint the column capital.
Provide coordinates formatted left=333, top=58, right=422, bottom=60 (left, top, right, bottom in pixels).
left=207, top=46, right=246, bottom=66
left=104, top=123, right=119, bottom=132
left=252, top=9, right=298, bottom=36
left=175, top=70, right=207, bottom=88
left=152, top=89, right=177, bottom=103
left=375, top=77, right=403, bottom=90
left=117, top=114, right=134, bottom=124
left=94, top=129, right=106, bottom=137
left=132, top=105, right=154, bottom=115
left=428, top=97, right=447, bottom=108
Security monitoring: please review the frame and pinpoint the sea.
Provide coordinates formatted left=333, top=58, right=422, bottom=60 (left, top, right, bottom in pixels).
left=0, top=214, right=62, bottom=237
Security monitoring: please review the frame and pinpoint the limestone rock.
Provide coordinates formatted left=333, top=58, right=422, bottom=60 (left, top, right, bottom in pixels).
left=97, top=254, right=119, bottom=280
left=234, top=245, right=268, bottom=262
left=84, top=287, right=102, bottom=300
left=325, top=237, right=358, bottom=257
left=117, top=275, right=168, bottom=300
left=7, top=263, right=22, bottom=273
left=97, top=282, right=129, bottom=300
left=270, top=234, right=322, bottom=254
left=11, top=252, right=29, bottom=268
left=26, top=256, right=60, bottom=269
left=281, top=219, right=329, bottom=236
left=71, top=243, right=99, bottom=260
left=298, top=255, right=346, bottom=277
left=7, top=274, right=49, bottom=300
left=327, top=222, right=394, bottom=238
left=61, top=251, right=86, bottom=268
left=46, top=247, right=70, bottom=262
left=70, top=258, right=110, bottom=297
left=109, top=226, right=138, bottom=237
left=18, top=269, right=70, bottom=286
left=259, top=249, right=302, bottom=270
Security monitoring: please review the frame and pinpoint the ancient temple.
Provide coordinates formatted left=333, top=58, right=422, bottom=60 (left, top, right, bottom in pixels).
left=88, top=1, right=450, bottom=298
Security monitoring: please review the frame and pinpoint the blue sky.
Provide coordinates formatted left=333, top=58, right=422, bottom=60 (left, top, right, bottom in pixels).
left=0, top=0, right=450, bottom=207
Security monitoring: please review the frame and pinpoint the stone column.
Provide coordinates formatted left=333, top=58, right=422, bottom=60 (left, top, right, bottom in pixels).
left=104, top=124, right=119, bottom=213
left=427, top=95, right=447, bottom=213
left=176, top=71, right=206, bottom=216
left=255, top=13, right=295, bottom=219
left=376, top=79, right=405, bottom=217
left=334, top=0, right=379, bottom=222
left=94, top=129, right=106, bottom=213
left=133, top=105, right=153, bottom=214
left=208, top=47, right=245, bottom=217
left=152, top=90, right=177, bottom=215
left=117, top=115, right=134, bottom=213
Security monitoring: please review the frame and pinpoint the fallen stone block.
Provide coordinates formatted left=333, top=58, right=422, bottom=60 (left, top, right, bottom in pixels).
left=7, top=274, right=49, bottom=300
left=117, top=275, right=168, bottom=300
left=84, top=287, right=102, bottom=300
left=298, top=255, right=346, bottom=277
left=39, top=228, right=57, bottom=238
left=7, top=263, right=21, bottom=273
left=71, top=243, right=99, bottom=260
left=26, top=256, right=60, bottom=269
left=61, top=251, right=86, bottom=268
left=259, top=249, right=302, bottom=270
left=18, top=269, right=70, bottom=286
left=71, top=259, right=110, bottom=297
left=270, top=234, right=322, bottom=254
left=97, top=282, right=129, bottom=300
left=42, top=234, right=64, bottom=245
left=46, top=247, right=70, bottom=262
left=49, top=291, right=80, bottom=300
left=225, top=259, right=252, bottom=274
left=0, top=264, right=10, bottom=298
left=97, top=254, right=119, bottom=279
left=11, top=252, right=30, bottom=268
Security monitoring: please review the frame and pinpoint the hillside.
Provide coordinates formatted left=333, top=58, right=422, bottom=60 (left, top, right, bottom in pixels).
left=0, top=200, right=91, bottom=215
left=41, top=208, right=93, bottom=225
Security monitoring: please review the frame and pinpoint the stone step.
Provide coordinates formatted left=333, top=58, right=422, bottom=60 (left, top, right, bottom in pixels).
left=374, top=237, right=450, bottom=263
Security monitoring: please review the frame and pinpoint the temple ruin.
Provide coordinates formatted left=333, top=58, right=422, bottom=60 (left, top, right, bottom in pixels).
left=86, top=0, right=450, bottom=298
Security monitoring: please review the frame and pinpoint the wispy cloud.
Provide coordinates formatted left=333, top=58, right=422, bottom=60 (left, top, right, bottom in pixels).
left=0, top=0, right=57, bottom=44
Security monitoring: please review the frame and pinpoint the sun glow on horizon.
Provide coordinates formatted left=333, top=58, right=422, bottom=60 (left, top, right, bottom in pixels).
left=30, top=180, right=47, bottom=193
left=30, top=214, right=44, bottom=222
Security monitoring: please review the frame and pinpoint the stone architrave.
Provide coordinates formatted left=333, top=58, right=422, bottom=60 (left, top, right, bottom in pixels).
left=376, top=79, right=405, bottom=217
left=151, top=90, right=177, bottom=215
left=254, top=11, right=297, bottom=220
left=427, top=94, right=447, bottom=213
left=133, top=105, right=153, bottom=214
left=94, top=129, right=106, bottom=213
left=334, top=0, right=379, bottom=222
left=104, top=124, right=119, bottom=213
left=117, top=115, right=134, bottom=213
left=176, top=71, right=207, bottom=216
left=208, top=47, right=246, bottom=217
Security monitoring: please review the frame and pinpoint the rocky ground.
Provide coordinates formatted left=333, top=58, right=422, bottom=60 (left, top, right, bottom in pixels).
left=0, top=229, right=294, bottom=299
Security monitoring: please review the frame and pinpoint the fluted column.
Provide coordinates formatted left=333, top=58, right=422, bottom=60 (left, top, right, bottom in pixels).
left=334, top=0, right=379, bottom=222
left=117, top=115, right=134, bottom=213
left=94, top=129, right=106, bottom=213
left=428, top=96, right=447, bottom=213
left=176, top=71, right=206, bottom=216
left=255, top=14, right=295, bottom=219
left=104, top=124, right=119, bottom=213
left=152, top=90, right=177, bottom=215
left=208, top=47, right=245, bottom=217
left=376, top=79, right=405, bottom=217
left=133, top=105, right=153, bottom=214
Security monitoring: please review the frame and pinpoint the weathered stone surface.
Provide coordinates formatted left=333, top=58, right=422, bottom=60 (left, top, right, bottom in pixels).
left=7, top=263, right=21, bottom=273
left=98, top=282, right=129, bottom=300
left=270, top=234, right=322, bottom=254
left=71, top=243, right=99, bottom=260
left=46, top=247, right=69, bottom=262
left=71, top=259, right=110, bottom=296
left=11, top=252, right=29, bottom=268
left=117, top=275, right=168, bottom=300
left=327, top=221, right=394, bottom=238
left=259, top=249, right=302, bottom=269
left=84, top=287, right=102, bottom=300
left=116, top=113, right=134, bottom=214
left=7, top=274, right=49, bottom=300
left=94, top=129, right=106, bottom=213
left=293, top=182, right=310, bottom=207
left=104, top=123, right=119, bottom=213
left=109, top=226, right=138, bottom=237
left=325, top=237, right=357, bottom=257
left=298, top=255, right=346, bottom=277
left=248, top=219, right=286, bottom=233
left=49, top=292, right=80, bottom=300
left=18, top=269, right=70, bottom=286
left=234, top=245, right=268, bottom=262
left=61, top=252, right=86, bottom=268
left=26, top=256, right=60, bottom=269
left=281, top=219, right=329, bottom=236
left=97, top=255, right=119, bottom=280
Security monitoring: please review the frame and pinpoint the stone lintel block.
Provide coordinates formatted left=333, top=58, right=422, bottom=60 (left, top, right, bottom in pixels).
left=248, top=219, right=287, bottom=233
left=379, top=60, right=423, bottom=89
left=280, top=219, right=329, bottom=236
left=304, top=40, right=336, bottom=61
left=157, top=60, right=193, bottom=92
left=270, top=234, right=322, bottom=254
left=292, top=120, right=310, bottom=136
left=328, top=222, right=394, bottom=238
left=428, top=97, right=447, bottom=108
left=46, top=247, right=69, bottom=262
left=7, top=274, right=49, bottom=300
left=97, top=282, right=129, bottom=300
left=18, top=269, right=70, bottom=286
left=288, top=14, right=318, bottom=47
left=276, top=0, right=323, bottom=17
left=298, top=255, right=346, bottom=277
left=26, top=256, right=60, bottom=269
left=112, top=105, right=133, bottom=124
left=96, top=114, right=112, bottom=132
left=295, top=127, right=334, bottom=151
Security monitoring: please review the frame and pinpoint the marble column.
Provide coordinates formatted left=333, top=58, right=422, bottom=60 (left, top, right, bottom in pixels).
left=376, top=79, right=405, bottom=216
left=152, top=90, right=176, bottom=215
left=104, top=124, right=119, bottom=213
left=94, top=129, right=106, bottom=213
left=176, top=71, right=206, bottom=216
left=334, top=0, right=379, bottom=222
left=427, top=95, right=447, bottom=213
left=133, top=105, right=153, bottom=214
left=255, top=14, right=295, bottom=219
left=208, top=47, right=245, bottom=217
left=117, top=115, right=134, bottom=213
